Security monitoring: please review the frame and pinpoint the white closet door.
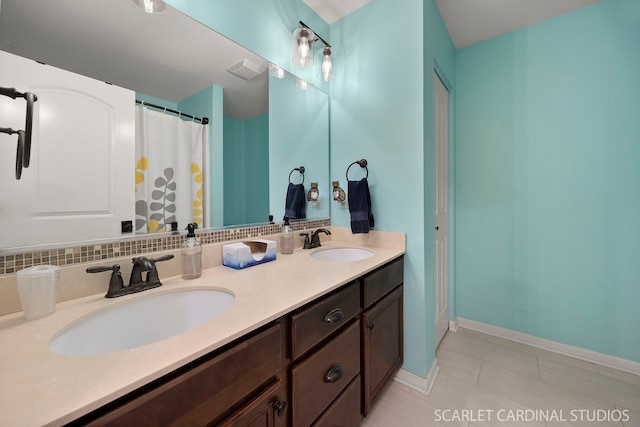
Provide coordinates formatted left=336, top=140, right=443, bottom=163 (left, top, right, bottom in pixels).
left=0, top=51, right=134, bottom=248
left=434, top=73, right=450, bottom=348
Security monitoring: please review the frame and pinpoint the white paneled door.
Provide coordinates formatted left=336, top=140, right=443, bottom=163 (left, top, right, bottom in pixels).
left=0, top=51, right=134, bottom=248
left=434, top=73, right=449, bottom=348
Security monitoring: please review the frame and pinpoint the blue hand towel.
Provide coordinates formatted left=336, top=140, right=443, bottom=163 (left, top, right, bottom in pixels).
left=284, top=183, right=306, bottom=220
left=348, top=178, right=374, bottom=234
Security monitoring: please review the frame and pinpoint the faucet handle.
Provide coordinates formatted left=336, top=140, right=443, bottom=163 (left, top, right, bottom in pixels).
left=86, top=264, right=120, bottom=274
left=149, top=254, right=174, bottom=264
left=299, top=232, right=311, bottom=249
left=146, top=254, right=175, bottom=285
left=86, top=264, right=124, bottom=298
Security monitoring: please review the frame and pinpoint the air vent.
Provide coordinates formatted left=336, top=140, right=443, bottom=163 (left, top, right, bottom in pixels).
left=226, top=59, right=265, bottom=81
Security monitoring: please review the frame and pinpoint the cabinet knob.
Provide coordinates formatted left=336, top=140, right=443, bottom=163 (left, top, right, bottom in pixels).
left=366, top=322, right=375, bottom=331
left=274, top=400, right=287, bottom=417
left=324, top=364, right=344, bottom=383
left=324, top=308, right=344, bottom=324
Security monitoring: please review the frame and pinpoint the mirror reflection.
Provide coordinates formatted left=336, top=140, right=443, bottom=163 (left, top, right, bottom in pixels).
left=0, top=0, right=329, bottom=250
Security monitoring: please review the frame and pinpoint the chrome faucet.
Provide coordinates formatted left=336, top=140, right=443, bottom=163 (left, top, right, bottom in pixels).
left=87, top=254, right=174, bottom=298
left=309, top=228, right=331, bottom=249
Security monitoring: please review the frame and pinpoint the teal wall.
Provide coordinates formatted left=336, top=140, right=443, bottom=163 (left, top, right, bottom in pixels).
left=269, top=72, right=329, bottom=221
left=223, top=114, right=270, bottom=225
left=455, top=0, right=640, bottom=362
left=169, top=0, right=455, bottom=378
left=330, top=0, right=455, bottom=376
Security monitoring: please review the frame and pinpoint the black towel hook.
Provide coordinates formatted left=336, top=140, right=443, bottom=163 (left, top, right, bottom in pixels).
left=289, top=166, right=305, bottom=184
left=346, top=159, right=368, bottom=181
left=0, top=127, right=25, bottom=180
left=1, top=87, right=39, bottom=179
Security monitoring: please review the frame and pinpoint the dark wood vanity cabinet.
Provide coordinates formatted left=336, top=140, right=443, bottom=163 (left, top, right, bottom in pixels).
left=219, top=380, right=287, bottom=427
left=68, top=256, right=404, bottom=427
left=289, top=255, right=404, bottom=425
left=73, top=322, right=286, bottom=427
left=289, top=282, right=361, bottom=426
left=361, top=256, right=404, bottom=415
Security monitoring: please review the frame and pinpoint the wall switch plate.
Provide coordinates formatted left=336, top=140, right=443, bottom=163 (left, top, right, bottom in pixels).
left=121, top=220, right=133, bottom=233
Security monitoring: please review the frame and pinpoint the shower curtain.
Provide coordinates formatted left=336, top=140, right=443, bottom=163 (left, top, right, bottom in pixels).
left=135, top=106, right=207, bottom=233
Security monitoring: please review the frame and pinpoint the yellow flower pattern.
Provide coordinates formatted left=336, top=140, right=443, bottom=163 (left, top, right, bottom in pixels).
left=192, top=163, right=203, bottom=226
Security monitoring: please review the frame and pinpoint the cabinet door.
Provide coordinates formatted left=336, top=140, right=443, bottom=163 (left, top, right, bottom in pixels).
left=362, top=285, right=403, bottom=415
left=218, top=380, right=287, bottom=427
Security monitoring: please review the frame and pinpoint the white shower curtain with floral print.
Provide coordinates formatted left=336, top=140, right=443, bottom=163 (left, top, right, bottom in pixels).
left=135, top=106, right=207, bottom=233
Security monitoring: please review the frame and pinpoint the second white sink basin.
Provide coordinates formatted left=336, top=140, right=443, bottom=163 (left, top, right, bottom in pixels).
left=50, top=288, right=234, bottom=356
left=310, top=247, right=373, bottom=262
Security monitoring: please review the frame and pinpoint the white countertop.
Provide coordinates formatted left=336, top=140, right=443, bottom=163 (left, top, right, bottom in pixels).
left=0, top=238, right=404, bottom=427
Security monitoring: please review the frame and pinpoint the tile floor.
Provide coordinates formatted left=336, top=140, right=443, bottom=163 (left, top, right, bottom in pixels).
left=361, top=328, right=640, bottom=427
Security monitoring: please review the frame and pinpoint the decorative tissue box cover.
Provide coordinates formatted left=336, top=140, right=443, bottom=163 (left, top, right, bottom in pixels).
left=223, top=239, right=277, bottom=270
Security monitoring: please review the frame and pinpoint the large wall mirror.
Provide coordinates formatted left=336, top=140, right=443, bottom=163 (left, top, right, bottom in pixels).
left=0, top=0, right=329, bottom=251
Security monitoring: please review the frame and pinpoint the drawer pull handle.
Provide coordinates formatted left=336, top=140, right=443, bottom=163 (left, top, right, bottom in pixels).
left=274, top=400, right=287, bottom=417
left=324, top=308, right=344, bottom=324
left=367, top=322, right=375, bottom=331
left=324, top=364, right=344, bottom=383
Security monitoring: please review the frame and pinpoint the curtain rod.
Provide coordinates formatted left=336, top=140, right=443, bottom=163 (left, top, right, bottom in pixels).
left=135, top=99, right=209, bottom=124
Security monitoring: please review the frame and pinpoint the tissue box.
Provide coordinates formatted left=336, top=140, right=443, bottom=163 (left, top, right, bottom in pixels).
left=223, top=239, right=277, bottom=270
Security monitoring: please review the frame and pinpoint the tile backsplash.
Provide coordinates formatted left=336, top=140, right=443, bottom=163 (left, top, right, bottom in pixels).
left=0, top=219, right=329, bottom=276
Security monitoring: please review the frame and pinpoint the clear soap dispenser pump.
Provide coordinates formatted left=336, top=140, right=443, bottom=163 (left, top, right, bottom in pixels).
left=281, top=217, right=294, bottom=255
left=181, top=223, right=202, bottom=279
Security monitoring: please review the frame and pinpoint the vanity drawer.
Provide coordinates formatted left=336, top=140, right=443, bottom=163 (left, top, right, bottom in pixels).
left=363, top=256, right=404, bottom=309
left=81, top=322, right=283, bottom=427
left=290, top=281, right=360, bottom=360
left=312, top=374, right=362, bottom=427
left=291, top=321, right=360, bottom=427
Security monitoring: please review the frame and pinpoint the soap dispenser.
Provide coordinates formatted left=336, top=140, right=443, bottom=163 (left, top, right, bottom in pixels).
left=181, top=223, right=202, bottom=279
left=281, top=217, right=294, bottom=255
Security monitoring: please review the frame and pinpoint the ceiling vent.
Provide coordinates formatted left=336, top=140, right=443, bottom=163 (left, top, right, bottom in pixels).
left=226, top=59, right=265, bottom=81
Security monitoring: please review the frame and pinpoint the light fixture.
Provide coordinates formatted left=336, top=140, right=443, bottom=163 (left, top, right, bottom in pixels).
left=132, top=0, right=166, bottom=14
left=320, top=46, right=334, bottom=82
left=269, top=63, right=285, bottom=79
left=292, top=26, right=315, bottom=68
left=292, top=21, right=333, bottom=80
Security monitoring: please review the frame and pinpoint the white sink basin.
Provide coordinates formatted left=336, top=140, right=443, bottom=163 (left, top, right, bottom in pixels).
left=50, top=289, right=234, bottom=356
left=310, top=247, right=373, bottom=262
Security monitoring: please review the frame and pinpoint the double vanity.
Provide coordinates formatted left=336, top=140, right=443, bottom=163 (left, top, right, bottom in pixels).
left=0, top=229, right=405, bottom=426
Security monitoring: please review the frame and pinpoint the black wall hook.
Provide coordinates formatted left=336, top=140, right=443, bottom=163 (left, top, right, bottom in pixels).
left=0, top=127, right=25, bottom=179
left=1, top=87, right=39, bottom=179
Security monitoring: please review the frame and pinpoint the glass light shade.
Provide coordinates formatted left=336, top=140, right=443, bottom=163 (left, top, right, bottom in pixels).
left=269, top=63, right=285, bottom=79
left=292, top=27, right=315, bottom=68
left=132, top=0, right=166, bottom=14
left=295, top=78, right=313, bottom=90
left=320, top=47, right=334, bottom=81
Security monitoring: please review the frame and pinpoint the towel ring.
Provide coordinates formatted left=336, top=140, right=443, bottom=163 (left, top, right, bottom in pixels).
left=288, top=166, right=305, bottom=184
left=346, top=159, right=368, bottom=181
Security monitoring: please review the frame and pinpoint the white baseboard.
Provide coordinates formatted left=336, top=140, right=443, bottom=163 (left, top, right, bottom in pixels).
left=394, top=359, right=439, bottom=396
left=449, top=319, right=459, bottom=332
left=456, top=317, right=640, bottom=376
